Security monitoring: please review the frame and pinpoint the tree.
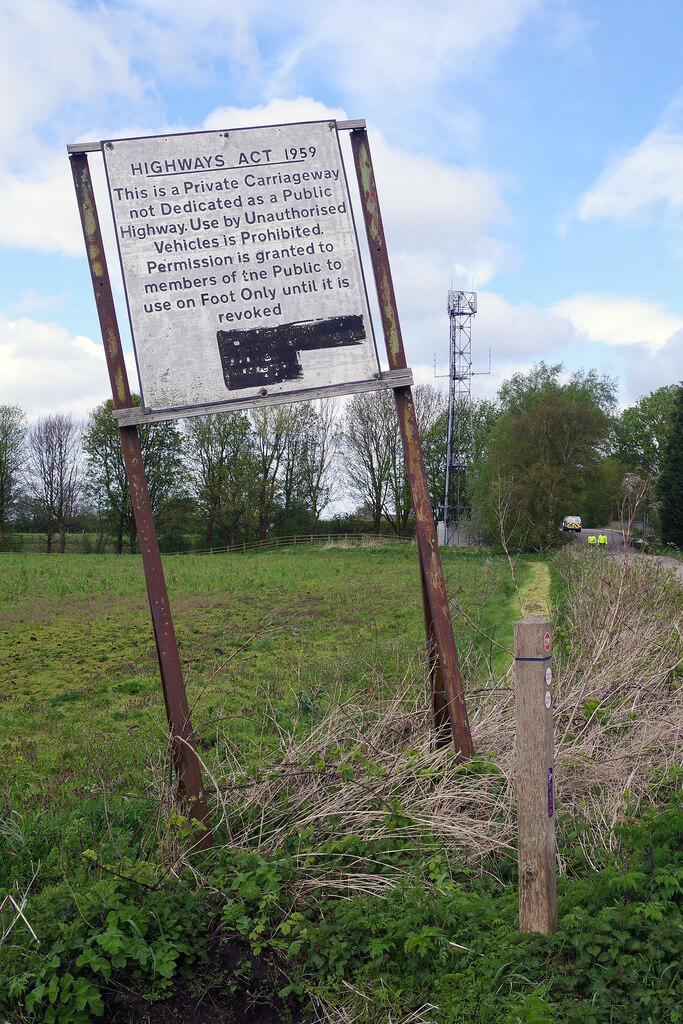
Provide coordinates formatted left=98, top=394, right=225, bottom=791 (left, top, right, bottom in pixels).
left=380, top=385, right=449, bottom=537
left=582, top=456, right=623, bottom=528
left=342, top=390, right=396, bottom=533
left=83, top=401, right=129, bottom=552
left=83, top=397, right=186, bottom=553
left=613, top=384, right=680, bottom=476
left=298, top=400, right=340, bottom=534
left=26, top=413, right=82, bottom=553
left=479, top=363, right=617, bottom=551
left=0, top=404, right=26, bottom=551
left=277, top=404, right=310, bottom=536
left=216, top=415, right=260, bottom=546
left=421, top=395, right=499, bottom=524
left=185, top=412, right=258, bottom=547
left=251, top=405, right=299, bottom=542
left=658, top=383, right=683, bottom=548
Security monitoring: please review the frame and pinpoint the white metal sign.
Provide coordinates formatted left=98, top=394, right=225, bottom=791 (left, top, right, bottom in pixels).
left=102, top=121, right=380, bottom=413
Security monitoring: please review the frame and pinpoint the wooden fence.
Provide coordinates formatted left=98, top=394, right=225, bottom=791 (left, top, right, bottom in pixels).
left=185, top=532, right=417, bottom=556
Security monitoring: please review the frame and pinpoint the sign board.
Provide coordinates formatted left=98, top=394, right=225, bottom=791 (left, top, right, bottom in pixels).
left=102, top=121, right=380, bottom=414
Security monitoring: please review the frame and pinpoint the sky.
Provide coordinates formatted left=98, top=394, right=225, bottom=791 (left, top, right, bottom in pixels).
left=1, top=0, right=683, bottom=422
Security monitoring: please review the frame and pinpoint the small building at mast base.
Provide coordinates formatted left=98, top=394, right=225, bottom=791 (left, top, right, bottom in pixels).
left=437, top=520, right=480, bottom=548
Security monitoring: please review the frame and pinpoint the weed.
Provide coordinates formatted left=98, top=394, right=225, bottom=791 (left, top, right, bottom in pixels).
left=1, top=546, right=682, bottom=1021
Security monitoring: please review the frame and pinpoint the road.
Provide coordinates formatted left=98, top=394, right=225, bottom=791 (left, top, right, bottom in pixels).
left=571, top=527, right=683, bottom=582
left=576, top=527, right=631, bottom=551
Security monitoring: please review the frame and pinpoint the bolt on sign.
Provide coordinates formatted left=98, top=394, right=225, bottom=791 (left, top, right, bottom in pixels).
left=101, top=121, right=380, bottom=414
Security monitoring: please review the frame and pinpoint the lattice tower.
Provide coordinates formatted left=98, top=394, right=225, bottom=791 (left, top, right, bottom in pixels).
left=442, top=290, right=477, bottom=534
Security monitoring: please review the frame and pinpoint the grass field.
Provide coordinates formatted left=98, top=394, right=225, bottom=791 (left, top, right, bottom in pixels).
left=1, top=543, right=682, bottom=1024
left=0, top=542, right=525, bottom=814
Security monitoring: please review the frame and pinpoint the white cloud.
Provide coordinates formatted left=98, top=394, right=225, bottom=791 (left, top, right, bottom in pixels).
left=613, top=330, right=683, bottom=405
left=476, top=292, right=579, bottom=359
left=0, top=1, right=142, bottom=154
left=0, top=315, right=136, bottom=420
left=363, top=135, right=514, bottom=344
left=204, top=97, right=348, bottom=132
left=0, top=0, right=537, bottom=255
left=204, top=98, right=514, bottom=373
left=370, top=136, right=510, bottom=252
left=0, top=0, right=533, bottom=261
left=577, top=99, right=683, bottom=225
left=0, top=160, right=84, bottom=255
left=395, top=290, right=581, bottom=403
left=207, top=98, right=511, bottom=274
left=549, top=294, right=683, bottom=350
left=0, top=0, right=541, bottom=161
left=9, top=289, right=68, bottom=317
left=250, top=0, right=542, bottom=104
left=409, top=291, right=683, bottom=409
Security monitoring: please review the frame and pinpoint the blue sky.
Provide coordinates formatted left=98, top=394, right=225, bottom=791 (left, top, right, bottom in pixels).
left=1, top=0, right=682, bottom=420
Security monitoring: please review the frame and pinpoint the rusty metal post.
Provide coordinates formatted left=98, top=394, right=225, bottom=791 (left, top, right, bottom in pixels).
left=69, top=152, right=211, bottom=842
left=419, top=559, right=451, bottom=747
left=349, top=128, right=474, bottom=758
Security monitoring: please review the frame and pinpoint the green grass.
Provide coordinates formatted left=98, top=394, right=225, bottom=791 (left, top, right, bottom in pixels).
left=0, top=544, right=523, bottom=813
left=1, top=545, right=682, bottom=1023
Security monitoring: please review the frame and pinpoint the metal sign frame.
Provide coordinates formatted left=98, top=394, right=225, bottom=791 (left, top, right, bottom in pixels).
left=68, top=119, right=473, bottom=837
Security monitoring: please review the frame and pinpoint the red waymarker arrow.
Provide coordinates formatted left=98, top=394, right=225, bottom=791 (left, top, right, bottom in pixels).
left=544, top=632, right=551, bottom=652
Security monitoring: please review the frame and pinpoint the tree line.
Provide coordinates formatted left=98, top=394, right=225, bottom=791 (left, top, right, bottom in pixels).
left=0, top=364, right=681, bottom=554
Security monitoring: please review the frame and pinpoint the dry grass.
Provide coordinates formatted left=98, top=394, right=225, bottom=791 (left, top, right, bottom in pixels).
left=310, top=991, right=438, bottom=1024
left=550, top=547, right=683, bottom=864
left=183, top=548, right=682, bottom=886
left=140, top=548, right=683, bottom=1024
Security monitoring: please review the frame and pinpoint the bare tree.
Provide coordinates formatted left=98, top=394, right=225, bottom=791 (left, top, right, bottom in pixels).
left=27, top=413, right=82, bottom=553
left=0, top=404, right=26, bottom=551
left=343, top=390, right=396, bottom=533
left=414, top=383, right=448, bottom=436
left=491, top=472, right=527, bottom=612
left=299, top=399, right=340, bottom=534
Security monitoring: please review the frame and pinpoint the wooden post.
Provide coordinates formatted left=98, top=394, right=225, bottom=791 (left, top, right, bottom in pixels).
left=514, top=616, right=557, bottom=934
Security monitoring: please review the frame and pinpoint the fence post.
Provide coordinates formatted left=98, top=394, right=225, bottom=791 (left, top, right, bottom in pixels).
left=514, top=616, right=557, bottom=934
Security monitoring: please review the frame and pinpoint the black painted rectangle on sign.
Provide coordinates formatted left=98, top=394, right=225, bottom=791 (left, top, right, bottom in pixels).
left=216, top=315, right=366, bottom=390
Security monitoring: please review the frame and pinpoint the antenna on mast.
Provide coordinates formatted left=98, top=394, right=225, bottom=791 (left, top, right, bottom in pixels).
left=435, top=290, right=490, bottom=547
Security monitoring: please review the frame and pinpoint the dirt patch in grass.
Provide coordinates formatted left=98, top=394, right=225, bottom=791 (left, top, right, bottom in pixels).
left=101, top=939, right=300, bottom=1024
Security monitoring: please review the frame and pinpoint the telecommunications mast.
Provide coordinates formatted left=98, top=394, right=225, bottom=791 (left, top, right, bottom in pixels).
left=436, top=290, right=485, bottom=547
